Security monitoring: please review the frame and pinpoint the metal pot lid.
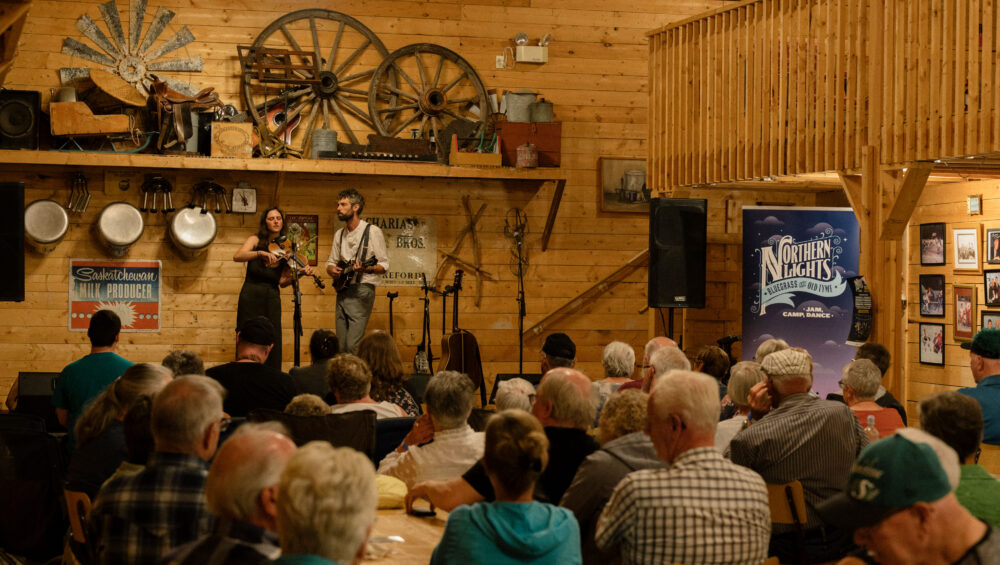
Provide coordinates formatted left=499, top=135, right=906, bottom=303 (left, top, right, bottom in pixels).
left=170, top=207, right=217, bottom=249
left=24, top=199, right=69, bottom=243
left=98, top=202, right=144, bottom=246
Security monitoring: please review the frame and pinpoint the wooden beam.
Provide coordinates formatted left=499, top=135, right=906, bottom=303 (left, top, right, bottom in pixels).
left=879, top=162, right=933, bottom=240
left=838, top=173, right=866, bottom=223
left=540, top=178, right=566, bottom=252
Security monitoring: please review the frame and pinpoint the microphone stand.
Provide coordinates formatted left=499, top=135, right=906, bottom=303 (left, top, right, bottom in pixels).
left=289, top=240, right=304, bottom=367
left=514, top=232, right=526, bottom=374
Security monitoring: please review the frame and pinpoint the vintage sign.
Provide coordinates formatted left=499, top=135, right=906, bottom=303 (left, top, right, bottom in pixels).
left=286, top=214, right=319, bottom=266
left=366, top=215, right=437, bottom=287
left=69, top=259, right=161, bottom=332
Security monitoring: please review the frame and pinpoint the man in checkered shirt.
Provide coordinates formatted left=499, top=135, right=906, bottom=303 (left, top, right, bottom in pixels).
left=89, top=376, right=225, bottom=565
left=595, top=370, right=771, bottom=564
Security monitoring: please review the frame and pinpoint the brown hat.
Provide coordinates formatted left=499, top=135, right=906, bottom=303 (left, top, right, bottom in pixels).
left=762, top=348, right=811, bottom=376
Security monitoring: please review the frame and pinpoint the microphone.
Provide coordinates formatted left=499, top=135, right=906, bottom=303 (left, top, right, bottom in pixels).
left=272, top=235, right=287, bottom=244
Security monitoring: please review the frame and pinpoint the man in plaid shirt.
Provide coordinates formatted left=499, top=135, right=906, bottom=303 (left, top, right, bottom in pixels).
left=595, top=370, right=771, bottom=565
left=89, top=376, right=226, bottom=565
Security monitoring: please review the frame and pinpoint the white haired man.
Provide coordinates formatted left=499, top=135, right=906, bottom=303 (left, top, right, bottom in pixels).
left=618, top=336, right=679, bottom=392
left=839, top=359, right=904, bottom=438
left=90, top=376, right=226, bottom=565
left=595, top=371, right=770, bottom=564
left=162, top=427, right=297, bottom=564
left=728, top=348, right=868, bottom=564
left=272, top=442, right=378, bottom=564
left=378, top=371, right=484, bottom=487
left=406, top=367, right=598, bottom=510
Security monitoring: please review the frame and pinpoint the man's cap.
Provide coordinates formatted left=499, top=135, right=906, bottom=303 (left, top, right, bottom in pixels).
left=761, top=348, right=811, bottom=376
left=960, top=328, right=1000, bottom=358
left=238, top=316, right=275, bottom=346
left=817, top=433, right=952, bottom=531
left=542, top=333, right=576, bottom=359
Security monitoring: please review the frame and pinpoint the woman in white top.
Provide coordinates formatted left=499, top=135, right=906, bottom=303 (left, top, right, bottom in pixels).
left=591, top=341, right=636, bottom=426
left=714, top=361, right=767, bottom=452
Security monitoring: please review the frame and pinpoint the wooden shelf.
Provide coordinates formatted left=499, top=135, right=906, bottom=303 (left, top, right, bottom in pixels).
left=0, top=149, right=568, bottom=249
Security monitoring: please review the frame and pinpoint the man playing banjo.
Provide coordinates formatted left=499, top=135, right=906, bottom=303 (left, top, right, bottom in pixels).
left=326, top=188, right=389, bottom=353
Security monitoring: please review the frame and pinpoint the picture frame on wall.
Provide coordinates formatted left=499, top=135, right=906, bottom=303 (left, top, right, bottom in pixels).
left=919, top=274, right=946, bottom=317
left=920, top=223, right=946, bottom=265
left=599, top=157, right=649, bottom=213
left=284, top=214, right=319, bottom=266
left=953, top=225, right=982, bottom=272
left=982, top=310, right=1000, bottom=331
left=919, top=322, right=945, bottom=366
left=987, top=229, right=1000, bottom=264
left=986, top=270, right=1000, bottom=307
left=953, top=284, right=977, bottom=342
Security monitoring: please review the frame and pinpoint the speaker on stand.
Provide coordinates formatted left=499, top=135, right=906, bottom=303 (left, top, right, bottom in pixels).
left=648, top=198, right=708, bottom=340
left=0, top=90, right=41, bottom=150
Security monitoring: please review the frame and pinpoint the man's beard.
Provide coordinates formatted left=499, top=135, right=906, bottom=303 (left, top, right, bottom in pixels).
left=338, top=211, right=353, bottom=221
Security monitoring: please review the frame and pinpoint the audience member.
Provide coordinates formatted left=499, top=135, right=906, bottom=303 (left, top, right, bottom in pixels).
left=327, top=353, right=406, bottom=419
left=407, top=367, right=598, bottom=510
left=205, top=316, right=296, bottom=417
left=90, top=376, right=225, bottom=564
left=54, top=309, right=134, bottom=451
left=643, top=345, right=692, bottom=391
left=430, top=410, right=582, bottom=565
left=592, top=341, right=635, bottom=422
left=959, top=328, right=1000, bottom=444
left=595, top=371, right=770, bottom=564
left=356, top=331, right=420, bottom=416
left=495, top=377, right=535, bottom=411
left=161, top=428, right=297, bottom=564
left=379, top=371, right=483, bottom=487
left=618, top=336, right=677, bottom=391
left=561, top=390, right=665, bottom=565
left=272, top=442, right=377, bottom=565
left=288, top=329, right=338, bottom=398
left=66, top=363, right=172, bottom=499
left=728, top=347, right=867, bottom=563
left=753, top=337, right=789, bottom=363
left=162, top=349, right=205, bottom=376
left=819, top=431, right=999, bottom=564
left=541, top=332, right=576, bottom=373
left=839, top=359, right=904, bottom=438
left=107, top=395, right=155, bottom=482
left=694, top=345, right=731, bottom=399
left=827, top=342, right=907, bottom=425
left=715, top=361, right=766, bottom=452
left=920, top=391, right=1000, bottom=528
left=284, top=394, right=330, bottom=417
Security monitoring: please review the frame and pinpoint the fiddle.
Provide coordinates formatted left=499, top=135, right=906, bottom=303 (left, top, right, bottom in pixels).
left=268, top=237, right=325, bottom=289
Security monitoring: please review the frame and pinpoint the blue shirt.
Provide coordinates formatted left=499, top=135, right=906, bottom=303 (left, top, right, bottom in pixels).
left=53, top=351, right=133, bottom=451
left=271, top=556, right=338, bottom=565
left=960, top=374, right=1000, bottom=444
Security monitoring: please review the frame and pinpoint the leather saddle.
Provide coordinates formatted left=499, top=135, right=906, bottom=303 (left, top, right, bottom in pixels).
left=150, top=76, right=224, bottom=150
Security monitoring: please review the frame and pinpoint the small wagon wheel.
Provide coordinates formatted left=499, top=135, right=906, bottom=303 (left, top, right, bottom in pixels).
left=242, top=9, right=393, bottom=155
left=368, top=43, right=491, bottom=148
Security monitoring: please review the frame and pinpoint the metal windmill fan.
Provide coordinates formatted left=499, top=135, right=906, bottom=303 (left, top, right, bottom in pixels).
left=60, top=0, right=204, bottom=96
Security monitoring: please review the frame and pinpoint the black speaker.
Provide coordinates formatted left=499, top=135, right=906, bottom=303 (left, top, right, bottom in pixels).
left=0, top=90, right=40, bottom=150
left=649, top=198, right=707, bottom=308
left=0, top=182, right=24, bottom=302
left=12, top=372, right=63, bottom=433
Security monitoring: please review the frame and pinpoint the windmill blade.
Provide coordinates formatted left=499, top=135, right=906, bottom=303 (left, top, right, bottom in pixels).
left=75, top=14, right=121, bottom=59
left=160, top=75, right=199, bottom=97
left=59, top=67, right=93, bottom=86
left=138, top=7, right=175, bottom=56
left=147, top=55, right=203, bottom=72
left=144, top=26, right=194, bottom=62
left=129, top=0, right=147, bottom=53
left=97, top=1, right=127, bottom=55
left=62, top=38, right=116, bottom=66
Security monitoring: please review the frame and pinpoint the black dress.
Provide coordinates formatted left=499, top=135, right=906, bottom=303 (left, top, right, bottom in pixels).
left=237, top=256, right=283, bottom=370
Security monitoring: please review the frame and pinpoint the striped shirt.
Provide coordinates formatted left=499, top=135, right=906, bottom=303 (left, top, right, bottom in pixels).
left=727, top=392, right=869, bottom=529
left=595, top=447, right=771, bottom=565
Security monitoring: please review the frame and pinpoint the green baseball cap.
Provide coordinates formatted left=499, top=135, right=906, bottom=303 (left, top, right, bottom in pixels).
left=960, top=328, right=1000, bottom=358
left=817, top=434, right=951, bottom=530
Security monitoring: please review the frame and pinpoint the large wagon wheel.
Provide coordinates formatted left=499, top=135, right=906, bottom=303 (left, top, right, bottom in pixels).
left=242, top=10, right=392, bottom=156
left=368, top=44, right=491, bottom=149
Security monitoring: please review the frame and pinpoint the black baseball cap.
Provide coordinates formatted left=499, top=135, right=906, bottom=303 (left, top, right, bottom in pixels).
left=542, top=333, right=576, bottom=359
left=238, top=316, right=275, bottom=346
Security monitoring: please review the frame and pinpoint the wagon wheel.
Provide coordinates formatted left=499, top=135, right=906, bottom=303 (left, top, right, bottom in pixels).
left=242, top=10, right=393, bottom=156
left=368, top=43, right=491, bottom=151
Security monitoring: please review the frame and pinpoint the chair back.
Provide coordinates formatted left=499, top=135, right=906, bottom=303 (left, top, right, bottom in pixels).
left=247, top=409, right=376, bottom=461
left=403, top=374, right=431, bottom=406
left=468, top=408, right=494, bottom=432
left=375, top=417, right=417, bottom=465
left=766, top=480, right=808, bottom=526
left=64, top=489, right=91, bottom=543
left=980, top=443, right=1000, bottom=476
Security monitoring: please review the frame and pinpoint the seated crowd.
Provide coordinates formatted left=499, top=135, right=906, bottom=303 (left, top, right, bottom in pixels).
left=51, top=309, right=1000, bottom=564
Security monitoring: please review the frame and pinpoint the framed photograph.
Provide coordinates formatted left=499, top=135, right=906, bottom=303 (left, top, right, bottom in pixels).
left=920, top=223, right=946, bottom=265
left=953, top=284, right=977, bottom=342
left=968, top=194, right=983, bottom=215
left=284, top=214, right=319, bottom=266
left=919, top=274, right=946, bottom=317
left=919, top=322, right=945, bottom=365
left=986, top=270, right=1000, bottom=306
left=953, top=225, right=982, bottom=272
left=982, top=310, right=1000, bottom=331
left=987, top=229, right=1000, bottom=264
left=599, top=157, right=649, bottom=213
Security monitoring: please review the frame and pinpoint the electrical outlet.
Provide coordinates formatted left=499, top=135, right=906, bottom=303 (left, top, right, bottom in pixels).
left=495, top=55, right=505, bottom=69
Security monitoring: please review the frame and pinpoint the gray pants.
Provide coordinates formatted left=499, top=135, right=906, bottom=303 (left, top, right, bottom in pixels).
left=336, top=283, right=375, bottom=353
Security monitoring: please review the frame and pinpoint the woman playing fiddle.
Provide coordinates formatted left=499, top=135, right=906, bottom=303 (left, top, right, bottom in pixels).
left=233, top=207, right=314, bottom=370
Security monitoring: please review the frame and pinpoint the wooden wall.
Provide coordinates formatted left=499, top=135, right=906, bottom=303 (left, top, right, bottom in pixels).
left=906, top=178, right=999, bottom=420
left=1, top=0, right=832, bottom=404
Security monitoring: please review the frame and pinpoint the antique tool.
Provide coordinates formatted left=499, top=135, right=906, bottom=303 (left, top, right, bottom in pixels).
left=237, top=45, right=321, bottom=85
left=140, top=175, right=171, bottom=213
left=67, top=173, right=91, bottom=213
left=433, top=196, right=492, bottom=307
